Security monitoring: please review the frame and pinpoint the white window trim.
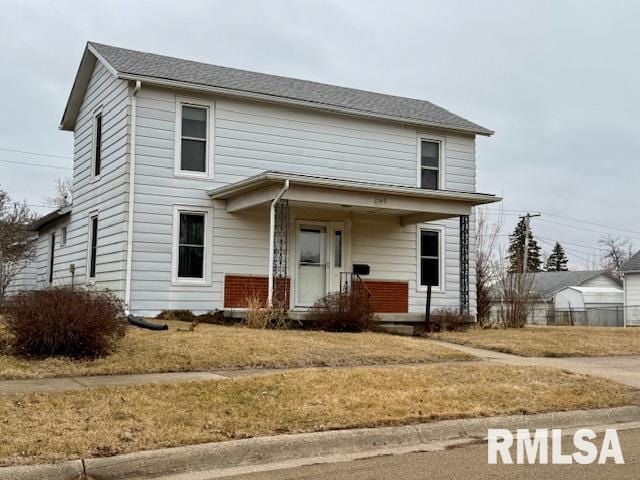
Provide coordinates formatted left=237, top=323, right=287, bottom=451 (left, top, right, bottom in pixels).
left=91, top=107, right=103, bottom=182
left=171, top=204, right=213, bottom=285
left=416, top=133, right=446, bottom=190
left=86, top=211, right=99, bottom=284
left=416, top=223, right=446, bottom=293
left=174, top=96, right=215, bottom=179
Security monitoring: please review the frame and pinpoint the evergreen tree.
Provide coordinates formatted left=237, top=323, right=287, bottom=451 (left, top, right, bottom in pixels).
left=507, top=217, right=542, bottom=272
left=546, top=241, right=569, bottom=271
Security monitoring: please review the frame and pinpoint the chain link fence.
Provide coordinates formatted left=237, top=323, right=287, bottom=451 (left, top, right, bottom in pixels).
left=547, top=306, right=640, bottom=327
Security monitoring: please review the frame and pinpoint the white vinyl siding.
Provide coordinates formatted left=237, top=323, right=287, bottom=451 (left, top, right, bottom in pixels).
left=71, top=81, right=477, bottom=316
left=31, top=60, right=130, bottom=294
left=624, top=273, right=640, bottom=326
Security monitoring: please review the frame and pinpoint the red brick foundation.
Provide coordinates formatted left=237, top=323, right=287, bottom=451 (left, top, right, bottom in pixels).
left=223, top=275, right=407, bottom=313
left=224, top=275, right=290, bottom=308
left=362, top=280, right=409, bottom=313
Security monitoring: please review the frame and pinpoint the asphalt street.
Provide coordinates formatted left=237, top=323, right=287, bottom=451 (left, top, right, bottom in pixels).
left=214, top=427, right=640, bottom=480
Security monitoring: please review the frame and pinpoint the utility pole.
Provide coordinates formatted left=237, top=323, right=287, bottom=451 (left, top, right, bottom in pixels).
left=520, top=213, right=541, bottom=273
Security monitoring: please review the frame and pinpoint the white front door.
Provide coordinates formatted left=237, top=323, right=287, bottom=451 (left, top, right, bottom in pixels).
left=295, top=221, right=349, bottom=307
left=296, top=224, right=327, bottom=306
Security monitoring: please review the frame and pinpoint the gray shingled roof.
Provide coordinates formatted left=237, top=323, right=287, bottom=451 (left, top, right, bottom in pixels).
left=622, top=251, right=640, bottom=272
left=85, top=42, right=492, bottom=136
left=531, top=271, right=621, bottom=299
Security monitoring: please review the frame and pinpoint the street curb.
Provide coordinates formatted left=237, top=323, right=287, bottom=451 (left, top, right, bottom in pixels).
left=2, top=405, right=639, bottom=480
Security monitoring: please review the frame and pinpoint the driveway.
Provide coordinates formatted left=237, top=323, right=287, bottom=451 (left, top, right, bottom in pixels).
left=428, top=340, right=640, bottom=389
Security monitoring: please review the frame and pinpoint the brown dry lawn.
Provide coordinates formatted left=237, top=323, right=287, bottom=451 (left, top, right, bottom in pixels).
left=433, top=326, right=640, bottom=357
left=0, top=364, right=634, bottom=466
left=0, top=321, right=472, bottom=380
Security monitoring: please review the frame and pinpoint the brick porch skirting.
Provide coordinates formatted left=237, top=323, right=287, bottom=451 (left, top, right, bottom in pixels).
left=362, top=280, right=409, bottom=313
left=224, top=275, right=290, bottom=308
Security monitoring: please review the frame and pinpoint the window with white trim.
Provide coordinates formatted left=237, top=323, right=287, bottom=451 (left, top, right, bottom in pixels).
left=177, top=212, right=206, bottom=279
left=419, top=229, right=440, bottom=287
left=178, top=104, right=209, bottom=173
left=92, top=111, right=103, bottom=178
left=419, top=140, right=440, bottom=190
left=61, top=226, right=68, bottom=247
left=88, top=215, right=98, bottom=279
left=48, top=232, right=55, bottom=284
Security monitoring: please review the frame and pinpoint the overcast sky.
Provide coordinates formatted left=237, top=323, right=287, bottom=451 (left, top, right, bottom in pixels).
left=1, top=0, right=638, bottom=268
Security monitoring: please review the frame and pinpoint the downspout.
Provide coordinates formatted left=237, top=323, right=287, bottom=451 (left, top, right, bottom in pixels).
left=124, top=80, right=142, bottom=314
left=267, top=180, right=290, bottom=306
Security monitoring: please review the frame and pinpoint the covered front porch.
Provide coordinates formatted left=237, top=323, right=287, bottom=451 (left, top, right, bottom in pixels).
left=209, top=172, right=499, bottom=316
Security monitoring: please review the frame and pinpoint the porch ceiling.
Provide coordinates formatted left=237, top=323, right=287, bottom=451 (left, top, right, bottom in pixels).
left=208, top=172, right=501, bottom=224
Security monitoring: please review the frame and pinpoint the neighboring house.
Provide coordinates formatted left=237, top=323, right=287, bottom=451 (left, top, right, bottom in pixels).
left=9, top=42, right=500, bottom=318
left=490, top=270, right=622, bottom=325
left=621, top=251, right=640, bottom=326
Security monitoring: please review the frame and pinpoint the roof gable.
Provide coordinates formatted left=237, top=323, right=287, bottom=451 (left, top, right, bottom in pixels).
left=60, top=42, right=493, bottom=135
left=622, top=251, right=640, bottom=272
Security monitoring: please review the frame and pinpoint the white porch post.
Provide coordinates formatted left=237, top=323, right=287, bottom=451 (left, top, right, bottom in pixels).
left=267, top=180, right=290, bottom=306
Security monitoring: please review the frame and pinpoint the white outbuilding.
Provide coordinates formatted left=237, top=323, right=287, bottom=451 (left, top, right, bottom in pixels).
left=554, top=286, right=624, bottom=326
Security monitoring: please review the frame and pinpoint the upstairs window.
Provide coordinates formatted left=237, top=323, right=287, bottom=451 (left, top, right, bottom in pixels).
left=178, top=212, right=205, bottom=278
left=179, top=105, right=208, bottom=173
left=93, top=111, right=103, bottom=178
left=420, top=140, right=440, bottom=190
left=48, top=232, right=55, bottom=284
left=420, top=229, right=440, bottom=287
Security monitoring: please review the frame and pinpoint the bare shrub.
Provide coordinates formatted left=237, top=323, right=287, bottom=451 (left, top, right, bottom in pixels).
left=431, top=308, right=472, bottom=331
left=242, top=296, right=289, bottom=329
left=156, top=310, right=197, bottom=323
left=1, top=287, right=125, bottom=358
left=493, top=260, right=536, bottom=328
left=307, top=289, right=373, bottom=332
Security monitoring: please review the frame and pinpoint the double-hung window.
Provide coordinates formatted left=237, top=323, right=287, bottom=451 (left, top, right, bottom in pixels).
left=88, top=215, right=98, bottom=279
left=419, top=139, right=441, bottom=190
left=48, top=232, right=55, bottom=284
left=419, top=229, right=441, bottom=287
left=92, top=111, right=103, bottom=178
left=176, top=98, right=214, bottom=176
left=177, top=212, right=206, bottom=279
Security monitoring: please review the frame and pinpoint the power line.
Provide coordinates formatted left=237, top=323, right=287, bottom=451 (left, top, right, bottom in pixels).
left=486, top=207, right=640, bottom=237
left=0, top=158, right=72, bottom=170
left=0, top=147, right=72, bottom=160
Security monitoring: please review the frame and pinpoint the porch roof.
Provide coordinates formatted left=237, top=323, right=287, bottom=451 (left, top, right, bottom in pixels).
left=208, top=172, right=500, bottom=224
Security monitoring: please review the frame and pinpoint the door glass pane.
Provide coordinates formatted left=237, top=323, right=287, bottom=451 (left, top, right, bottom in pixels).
left=421, top=258, right=439, bottom=286
left=334, top=230, right=342, bottom=268
left=182, top=106, right=207, bottom=139
left=181, top=139, right=206, bottom=172
left=299, top=228, right=325, bottom=264
left=421, top=140, right=439, bottom=167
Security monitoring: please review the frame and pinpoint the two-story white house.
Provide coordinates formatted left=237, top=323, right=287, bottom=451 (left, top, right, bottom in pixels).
left=15, top=42, right=499, bottom=318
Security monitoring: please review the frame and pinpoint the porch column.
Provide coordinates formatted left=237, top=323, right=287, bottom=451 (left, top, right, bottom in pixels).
left=268, top=198, right=290, bottom=306
left=460, top=215, right=470, bottom=315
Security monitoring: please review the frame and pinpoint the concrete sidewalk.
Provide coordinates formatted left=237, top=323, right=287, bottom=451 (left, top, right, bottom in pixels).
left=428, top=340, right=640, bottom=389
left=0, top=360, right=483, bottom=394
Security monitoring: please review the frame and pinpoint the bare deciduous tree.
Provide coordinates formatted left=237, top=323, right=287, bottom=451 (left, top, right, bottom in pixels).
left=44, top=177, right=73, bottom=207
left=493, top=253, right=537, bottom=328
left=475, top=206, right=502, bottom=325
left=599, top=234, right=632, bottom=271
left=0, top=189, right=36, bottom=299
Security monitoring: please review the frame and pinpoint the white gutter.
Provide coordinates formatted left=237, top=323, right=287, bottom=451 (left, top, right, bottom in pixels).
left=267, top=180, right=290, bottom=306
left=124, top=80, right=142, bottom=314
